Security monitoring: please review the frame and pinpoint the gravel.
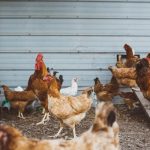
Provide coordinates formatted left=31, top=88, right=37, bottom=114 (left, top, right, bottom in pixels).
left=0, top=104, right=150, bottom=150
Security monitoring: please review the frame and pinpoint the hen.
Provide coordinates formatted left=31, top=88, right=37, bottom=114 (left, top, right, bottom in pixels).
left=146, top=53, right=150, bottom=64
left=47, top=80, right=93, bottom=138
left=60, top=78, right=78, bottom=96
left=109, top=66, right=137, bottom=87
left=93, top=77, right=104, bottom=93
left=109, top=66, right=136, bottom=79
left=124, top=44, right=139, bottom=68
left=0, top=102, right=120, bottom=150
left=135, top=58, right=150, bottom=101
left=94, top=76, right=119, bottom=102
left=47, top=68, right=64, bottom=91
left=119, top=92, right=139, bottom=109
left=53, top=71, right=64, bottom=91
left=116, top=55, right=125, bottom=68
left=2, top=85, right=37, bottom=119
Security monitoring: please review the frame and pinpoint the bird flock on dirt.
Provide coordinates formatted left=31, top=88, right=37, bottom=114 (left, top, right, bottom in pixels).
left=0, top=43, right=150, bottom=150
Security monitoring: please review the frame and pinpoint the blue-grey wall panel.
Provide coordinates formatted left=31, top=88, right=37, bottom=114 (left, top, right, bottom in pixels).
left=1, top=19, right=150, bottom=36
left=0, top=0, right=150, bottom=90
left=0, top=70, right=112, bottom=88
left=0, top=53, right=116, bottom=70
left=1, top=1, right=150, bottom=19
left=0, top=36, right=150, bottom=53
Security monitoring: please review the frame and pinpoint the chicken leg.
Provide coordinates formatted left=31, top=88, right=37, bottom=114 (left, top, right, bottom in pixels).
left=18, top=111, right=25, bottom=119
left=73, top=126, right=77, bottom=138
left=42, top=108, right=45, bottom=114
left=49, top=122, right=64, bottom=138
left=36, top=112, right=49, bottom=125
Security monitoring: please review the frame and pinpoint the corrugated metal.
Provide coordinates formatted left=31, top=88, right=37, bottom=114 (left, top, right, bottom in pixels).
left=0, top=70, right=112, bottom=87
left=1, top=19, right=150, bottom=36
left=1, top=1, right=150, bottom=19
left=0, top=36, right=150, bottom=53
left=0, top=0, right=150, bottom=89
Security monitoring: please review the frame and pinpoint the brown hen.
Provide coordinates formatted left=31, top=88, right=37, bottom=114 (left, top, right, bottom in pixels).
left=136, top=58, right=150, bottom=101
left=2, top=85, right=37, bottom=119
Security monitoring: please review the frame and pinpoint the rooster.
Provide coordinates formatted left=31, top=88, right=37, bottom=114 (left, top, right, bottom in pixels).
left=0, top=102, right=120, bottom=150
left=2, top=85, right=37, bottom=119
left=60, top=78, right=78, bottom=96
left=26, top=53, right=58, bottom=123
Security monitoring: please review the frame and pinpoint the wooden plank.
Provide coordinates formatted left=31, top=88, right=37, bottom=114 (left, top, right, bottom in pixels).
left=133, top=88, right=150, bottom=119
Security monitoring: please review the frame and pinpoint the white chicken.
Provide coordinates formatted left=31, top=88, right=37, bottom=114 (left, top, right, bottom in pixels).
left=14, top=86, right=24, bottom=92
left=60, top=78, right=78, bottom=96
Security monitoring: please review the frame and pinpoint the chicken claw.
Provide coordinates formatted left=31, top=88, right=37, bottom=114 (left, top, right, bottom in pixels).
left=131, top=87, right=140, bottom=92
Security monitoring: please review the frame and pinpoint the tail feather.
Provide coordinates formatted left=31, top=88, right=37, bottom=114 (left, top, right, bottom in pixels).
left=59, top=75, right=64, bottom=85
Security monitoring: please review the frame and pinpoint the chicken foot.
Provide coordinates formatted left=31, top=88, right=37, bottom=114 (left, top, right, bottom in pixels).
left=49, top=122, right=64, bottom=138
left=18, top=112, right=25, bottom=119
left=49, top=123, right=77, bottom=139
left=36, top=112, right=50, bottom=125
left=49, top=127, right=64, bottom=138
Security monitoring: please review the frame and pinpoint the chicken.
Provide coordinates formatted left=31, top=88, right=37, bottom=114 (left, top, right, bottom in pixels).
left=58, top=75, right=64, bottom=90
left=94, top=76, right=119, bottom=102
left=109, top=66, right=137, bottom=87
left=104, top=76, right=119, bottom=95
left=119, top=92, right=139, bottom=109
left=2, top=85, right=37, bottom=119
left=146, top=54, right=150, bottom=67
left=26, top=53, right=57, bottom=123
left=116, top=55, right=125, bottom=68
left=52, top=71, right=64, bottom=91
left=0, top=102, right=120, bottom=150
left=124, top=44, right=139, bottom=68
left=116, top=44, right=139, bottom=68
left=135, top=58, right=150, bottom=101
left=60, top=78, right=78, bottom=96
left=93, top=77, right=104, bottom=93
left=108, top=66, right=136, bottom=79
left=47, top=85, right=93, bottom=138
left=0, top=86, right=23, bottom=111
left=146, top=53, right=150, bottom=64
left=14, top=86, right=24, bottom=92
left=117, top=78, right=137, bottom=87
left=47, top=67, right=54, bottom=76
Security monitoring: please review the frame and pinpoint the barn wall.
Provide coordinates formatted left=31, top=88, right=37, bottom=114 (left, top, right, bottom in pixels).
left=0, top=0, right=149, bottom=88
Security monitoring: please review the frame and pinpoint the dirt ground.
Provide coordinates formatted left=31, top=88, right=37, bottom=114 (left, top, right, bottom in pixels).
left=0, top=104, right=150, bottom=150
